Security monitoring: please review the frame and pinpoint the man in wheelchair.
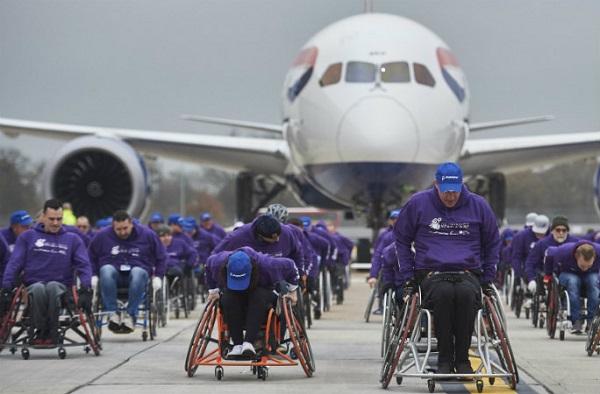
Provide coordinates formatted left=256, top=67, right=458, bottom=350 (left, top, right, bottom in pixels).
left=89, top=210, right=166, bottom=333
left=0, top=199, right=92, bottom=345
left=206, top=246, right=299, bottom=359
left=157, top=225, right=198, bottom=284
left=394, top=162, right=500, bottom=376
left=545, top=241, right=600, bottom=333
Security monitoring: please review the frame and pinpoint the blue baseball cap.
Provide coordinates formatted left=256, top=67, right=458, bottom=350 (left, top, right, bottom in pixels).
left=167, top=214, right=181, bottom=225
left=182, top=217, right=196, bottom=232
left=10, top=210, right=33, bottom=226
left=200, top=212, right=212, bottom=222
left=96, top=217, right=112, bottom=228
left=299, top=216, right=312, bottom=229
left=226, top=251, right=252, bottom=291
left=435, top=162, right=463, bottom=193
left=149, top=212, right=164, bottom=223
left=389, top=209, right=401, bottom=219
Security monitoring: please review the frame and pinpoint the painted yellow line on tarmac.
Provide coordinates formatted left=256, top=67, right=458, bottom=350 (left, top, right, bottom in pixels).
left=463, top=355, right=516, bottom=393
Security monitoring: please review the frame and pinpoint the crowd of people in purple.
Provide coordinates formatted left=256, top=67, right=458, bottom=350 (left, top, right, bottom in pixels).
left=0, top=199, right=353, bottom=360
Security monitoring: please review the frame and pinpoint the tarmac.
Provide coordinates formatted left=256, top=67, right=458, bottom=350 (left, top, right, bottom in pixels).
left=0, top=274, right=598, bottom=394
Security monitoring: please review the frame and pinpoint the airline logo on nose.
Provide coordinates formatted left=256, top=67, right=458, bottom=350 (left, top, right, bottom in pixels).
left=437, top=47, right=465, bottom=103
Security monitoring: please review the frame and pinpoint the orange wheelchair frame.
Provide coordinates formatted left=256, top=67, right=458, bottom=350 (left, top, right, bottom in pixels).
left=0, top=285, right=101, bottom=359
left=185, top=295, right=315, bottom=380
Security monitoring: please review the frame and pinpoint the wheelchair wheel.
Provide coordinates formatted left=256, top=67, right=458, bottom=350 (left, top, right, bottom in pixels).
left=585, top=313, right=600, bottom=356
left=380, top=293, right=418, bottom=389
left=485, top=296, right=518, bottom=389
left=185, top=299, right=218, bottom=377
left=283, top=298, right=315, bottom=377
left=514, top=287, right=523, bottom=319
left=77, top=309, right=101, bottom=356
left=184, top=275, right=197, bottom=312
left=546, top=279, right=559, bottom=339
left=303, top=288, right=312, bottom=329
left=531, top=292, right=540, bottom=328
left=149, top=288, right=157, bottom=340
left=0, top=287, right=24, bottom=352
left=364, top=285, right=377, bottom=323
left=380, top=289, right=394, bottom=358
left=321, top=270, right=331, bottom=312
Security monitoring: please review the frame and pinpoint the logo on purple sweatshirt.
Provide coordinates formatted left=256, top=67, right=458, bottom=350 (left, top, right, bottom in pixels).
left=428, top=217, right=471, bottom=236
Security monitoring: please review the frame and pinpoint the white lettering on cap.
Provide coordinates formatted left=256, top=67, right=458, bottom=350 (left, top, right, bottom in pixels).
left=441, top=175, right=460, bottom=182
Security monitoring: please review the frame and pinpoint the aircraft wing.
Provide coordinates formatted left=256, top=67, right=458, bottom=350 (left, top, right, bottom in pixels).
left=460, top=131, right=600, bottom=175
left=0, top=117, right=289, bottom=175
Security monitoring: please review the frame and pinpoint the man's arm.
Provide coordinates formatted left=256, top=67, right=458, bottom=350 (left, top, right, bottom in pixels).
left=71, top=236, right=92, bottom=288
left=151, top=232, right=166, bottom=277
left=480, top=204, right=501, bottom=284
left=525, top=241, right=544, bottom=282
left=1, top=235, right=28, bottom=289
left=394, top=201, right=417, bottom=282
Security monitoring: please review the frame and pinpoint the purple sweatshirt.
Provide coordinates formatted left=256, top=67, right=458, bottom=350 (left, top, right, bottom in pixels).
left=165, top=237, right=199, bottom=269
left=2, top=224, right=92, bottom=288
left=381, top=243, right=404, bottom=287
left=206, top=247, right=299, bottom=289
left=89, top=223, right=166, bottom=277
left=395, top=185, right=500, bottom=284
left=212, top=218, right=304, bottom=276
left=312, top=226, right=338, bottom=268
left=189, top=226, right=219, bottom=265
left=511, top=227, right=539, bottom=279
left=204, top=223, right=227, bottom=240
left=545, top=241, right=600, bottom=276
left=332, top=232, right=354, bottom=266
left=370, top=227, right=395, bottom=278
left=0, top=227, right=17, bottom=252
left=525, top=233, right=578, bottom=281
left=0, top=233, right=12, bottom=281
left=306, top=230, right=329, bottom=278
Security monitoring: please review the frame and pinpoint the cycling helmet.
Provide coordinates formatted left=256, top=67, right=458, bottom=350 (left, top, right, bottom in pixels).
left=266, top=203, right=289, bottom=223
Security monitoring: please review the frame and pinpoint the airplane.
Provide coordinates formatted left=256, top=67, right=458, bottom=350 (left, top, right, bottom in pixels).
left=2, top=10, right=600, bottom=233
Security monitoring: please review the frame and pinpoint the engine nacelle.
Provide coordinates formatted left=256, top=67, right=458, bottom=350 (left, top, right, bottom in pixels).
left=42, top=136, right=149, bottom=223
left=594, top=164, right=600, bottom=220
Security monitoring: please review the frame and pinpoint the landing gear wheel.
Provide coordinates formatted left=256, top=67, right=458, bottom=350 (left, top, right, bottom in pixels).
left=427, top=379, right=435, bottom=393
left=215, top=366, right=224, bottom=380
left=559, top=330, right=565, bottom=341
left=58, top=347, right=66, bottom=359
left=142, top=331, right=148, bottom=341
left=489, top=377, right=495, bottom=385
left=476, top=379, right=484, bottom=393
left=21, top=348, right=30, bottom=360
left=396, top=376, right=403, bottom=385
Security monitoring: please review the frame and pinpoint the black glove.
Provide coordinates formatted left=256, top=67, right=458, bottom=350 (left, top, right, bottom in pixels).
left=78, top=287, right=93, bottom=312
left=481, top=282, right=495, bottom=297
left=275, top=280, right=292, bottom=294
left=0, top=288, right=13, bottom=316
left=401, top=280, right=416, bottom=300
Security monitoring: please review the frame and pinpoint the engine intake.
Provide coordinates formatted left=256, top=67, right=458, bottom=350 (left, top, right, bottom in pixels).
left=42, top=136, right=148, bottom=223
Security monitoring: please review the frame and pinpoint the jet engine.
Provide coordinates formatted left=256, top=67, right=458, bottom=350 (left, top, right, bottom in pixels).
left=42, top=136, right=149, bottom=223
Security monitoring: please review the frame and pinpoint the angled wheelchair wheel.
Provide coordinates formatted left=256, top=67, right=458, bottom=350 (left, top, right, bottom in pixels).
left=546, top=279, right=559, bottom=339
left=0, top=287, right=24, bottom=352
left=485, top=295, right=518, bottom=389
left=380, top=293, right=418, bottom=389
left=381, top=289, right=394, bottom=358
left=283, top=298, right=315, bottom=377
left=585, top=313, right=600, bottom=356
left=531, top=291, right=540, bottom=328
left=185, top=299, right=218, bottom=376
left=364, top=286, right=377, bottom=323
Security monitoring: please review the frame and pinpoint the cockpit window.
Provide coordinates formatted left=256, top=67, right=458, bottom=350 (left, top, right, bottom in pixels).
left=380, top=62, right=410, bottom=83
left=319, top=63, right=342, bottom=87
left=413, top=63, right=435, bottom=87
left=345, top=62, right=377, bottom=83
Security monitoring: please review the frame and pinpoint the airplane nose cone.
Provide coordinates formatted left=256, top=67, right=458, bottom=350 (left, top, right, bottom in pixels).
left=337, top=97, right=419, bottom=162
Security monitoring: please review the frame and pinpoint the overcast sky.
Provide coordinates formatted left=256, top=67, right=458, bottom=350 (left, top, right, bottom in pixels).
left=1, top=0, right=600, bottom=162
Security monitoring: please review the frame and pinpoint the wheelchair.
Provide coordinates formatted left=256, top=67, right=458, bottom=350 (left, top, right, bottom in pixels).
left=380, top=287, right=397, bottom=358
left=166, top=274, right=189, bottom=319
left=585, top=307, right=600, bottom=356
left=546, top=274, right=589, bottom=341
left=380, top=285, right=518, bottom=393
left=510, top=272, right=529, bottom=319
left=319, top=265, right=332, bottom=313
left=0, top=285, right=101, bottom=359
left=530, top=275, right=547, bottom=329
left=184, top=293, right=315, bottom=381
left=93, top=277, right=158, bottom=342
